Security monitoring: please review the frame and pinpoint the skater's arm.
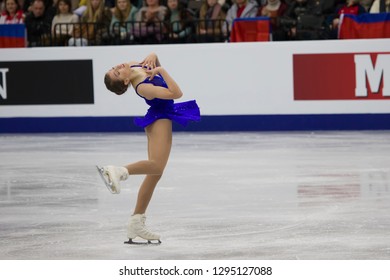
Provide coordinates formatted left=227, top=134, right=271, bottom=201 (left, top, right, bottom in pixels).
left=137, top=67, right=183, bottom=100
left=140, top=52, right=161, bottom=69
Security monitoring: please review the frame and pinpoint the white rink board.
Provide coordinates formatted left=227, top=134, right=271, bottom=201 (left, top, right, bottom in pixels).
left=0, top=39, right=390, bottom=118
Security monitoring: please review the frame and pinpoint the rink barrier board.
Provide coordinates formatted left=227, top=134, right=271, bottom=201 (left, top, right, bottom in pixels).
left=1, top=114, right=390, bottom=133
left=1, top=40, right=390, bottom=132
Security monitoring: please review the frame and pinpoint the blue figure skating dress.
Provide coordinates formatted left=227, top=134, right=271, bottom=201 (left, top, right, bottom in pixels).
left=133, top=72, right=201, bottom=128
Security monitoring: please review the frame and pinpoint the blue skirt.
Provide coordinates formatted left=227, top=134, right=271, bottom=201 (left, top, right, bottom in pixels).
left=134, top=100, right=201, bottom=128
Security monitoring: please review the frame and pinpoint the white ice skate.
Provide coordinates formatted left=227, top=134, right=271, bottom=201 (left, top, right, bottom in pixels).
left=96, top=165, right=128, bottom=194
left=125, top=214, right=161, bottom=245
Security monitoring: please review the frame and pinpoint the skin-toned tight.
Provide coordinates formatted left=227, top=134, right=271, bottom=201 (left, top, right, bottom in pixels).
left=125, top=119, right=172, bottom=215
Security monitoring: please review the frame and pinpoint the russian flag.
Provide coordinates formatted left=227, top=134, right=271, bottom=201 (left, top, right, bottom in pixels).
left=339, top=13, right=390, bottom=39
left=230, top=17, right=272, bottom=42
left=0, top=24, right=26, bottom=48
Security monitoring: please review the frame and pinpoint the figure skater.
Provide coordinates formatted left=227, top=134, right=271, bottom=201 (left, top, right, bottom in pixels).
left=97, top=52, right=200, bottom=244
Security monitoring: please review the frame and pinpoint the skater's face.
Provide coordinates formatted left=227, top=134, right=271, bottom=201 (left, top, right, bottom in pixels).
left=107, top=63, right=131, bottom=85
left=104, top=63, right=132, bottom=95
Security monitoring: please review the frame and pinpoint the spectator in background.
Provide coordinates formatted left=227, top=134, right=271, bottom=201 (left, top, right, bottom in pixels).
left=73, top=0, right=87, bottom=16
left=25, top=0, right=52, bottom=46
left=198, top=0, right=227, bottom=41
left=370, top=0, right=390, bottom=12
left=283, top=0, right=310, bottom=19
left=359, top=0, right=373, bottom=12
left=70, top=0, right=79, bottom=11
left=68, top=0, right=111, bottom=46
left=23, top=0, right=52, bottom=12
left=134, top=0, right=167, bottom=43
left=258, top=0, right=287, bottom=19
left=51, top=0, right=79, bottom=44
left=110, top=0, right=138, bottom=41
left=257, top=0, right=287, bottom=40
left=310, top=0, right=337, bottom=18
left=282, top=0, right=331, bottom=40
left=281, top=0, right=315, bottom=40
left=0, top=0, right=25, bottom=23
left=136, top=0, right=167, bottom=23
left=332, top=0, right=366, bottom=31
left=131, top=0, right=142, bottom=8
left=165, top=0, right=194, bottom=42
left=104, top=0, right=114, bottom=9
left=45, top=0, right=58, bottom=21
left=225, top=0, right=258, bottom=31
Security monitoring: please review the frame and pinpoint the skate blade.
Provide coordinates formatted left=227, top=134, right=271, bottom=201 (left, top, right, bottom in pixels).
left=96, top=165, right=117, bottom=194
left=124, top=239, right=162, bottom=246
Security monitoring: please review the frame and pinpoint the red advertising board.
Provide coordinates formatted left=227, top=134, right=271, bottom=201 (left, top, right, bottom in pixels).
left=293, top=53, right=390, bottom=100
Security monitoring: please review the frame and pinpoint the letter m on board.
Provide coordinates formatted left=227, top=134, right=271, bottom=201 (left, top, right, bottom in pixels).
left=0, top=68, right=9, bottom=100
left=354, top=54, right=390, bottom=97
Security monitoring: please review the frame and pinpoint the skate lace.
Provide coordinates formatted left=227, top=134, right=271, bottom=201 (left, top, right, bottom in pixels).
left=119, top=168, right=129, bottom=181
left=137, top=216, right=159, bottom=239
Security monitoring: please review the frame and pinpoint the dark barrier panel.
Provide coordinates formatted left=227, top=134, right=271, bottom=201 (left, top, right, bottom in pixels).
left=0, top=60, right=94, bottom=105
left=2, top=114, right=390, bottom=133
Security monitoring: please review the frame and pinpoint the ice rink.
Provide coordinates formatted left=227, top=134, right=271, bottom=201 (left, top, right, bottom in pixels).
left=1, top=131, right=390, bottom=260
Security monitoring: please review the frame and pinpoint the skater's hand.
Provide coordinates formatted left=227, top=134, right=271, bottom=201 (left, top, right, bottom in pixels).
left=141, top=53, right=158, bottom=70
left=146, top=67, right=162, bottom=80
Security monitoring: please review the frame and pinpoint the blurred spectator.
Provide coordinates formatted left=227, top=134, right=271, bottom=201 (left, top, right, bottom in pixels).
left=258, top=0, right=287, bottom=18
left=70, top=0, right=78, bottom=11
left=25, top=0, right=52, bottom=46
left=136, top=0, right=167, bottom=22
left=281, top=0, right=331, bottom=40
left=23, top=0, right=52, bottom=12
left=74, top=0, right=87, bottom=16
left=198, top=0, right=227, bottom=41
left=165, top=0, right=195, bottom=42
left=130, top=0, right=143, bottom=8
left=104, top=0, right=114, bottom=9
left=46, top=0, right=59, bottom=21
left=134, top=0, right=167, bottom=43
left=359, top=0, right=373, bottom=12
left=0, top=0, right=25, bottom=23
left=310, top=0, right=337, bottom=17
left=332, top=0, right=366, bottom=30
left=370, top=0, right=389, bottom=12
left=51, top=0, right=79, bottom=44
left=225, top=0, right=258, bottom=31
left=110, top=0, right=138, bottom=41
left=257, top=0, right=287, bottom=40
left=284, top=0, right=309, bottom=19
left=68, top=0, right=111, bottom=45
left=186, top=0, right=203, bottom=16
left=282, top=0, right=311, bottom=38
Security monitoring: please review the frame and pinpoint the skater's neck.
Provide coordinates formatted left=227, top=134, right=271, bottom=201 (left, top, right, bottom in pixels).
left=129, top=65, right=149, bottom=89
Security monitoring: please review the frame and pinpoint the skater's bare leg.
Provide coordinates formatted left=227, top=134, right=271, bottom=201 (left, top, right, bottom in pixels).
left=125, top=120, right=172, bottom=176
left=134, top=175, right=162, bottom=214
left=126, top=119, right=172, bottom=214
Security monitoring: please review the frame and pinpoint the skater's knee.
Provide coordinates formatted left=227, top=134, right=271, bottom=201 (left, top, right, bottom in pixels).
left=149, top=160, right=165, bottom=175
left=150, top=174, right=162, bottom=182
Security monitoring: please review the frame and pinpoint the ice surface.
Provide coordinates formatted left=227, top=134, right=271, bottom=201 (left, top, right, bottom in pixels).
left=0, top=132, right=390, bottom=260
